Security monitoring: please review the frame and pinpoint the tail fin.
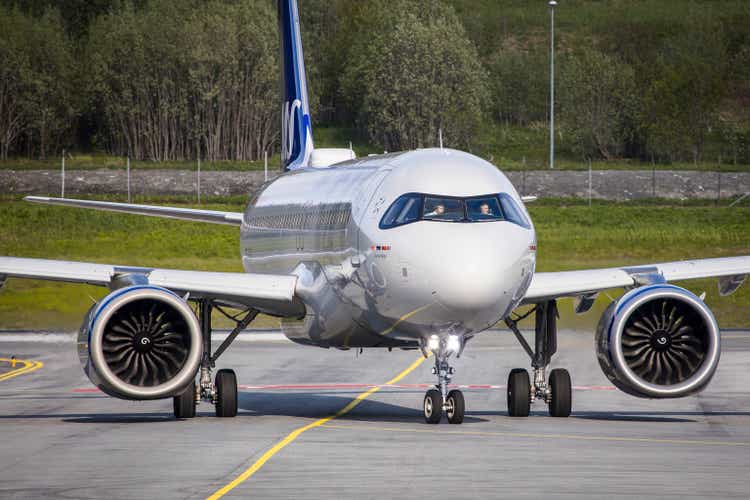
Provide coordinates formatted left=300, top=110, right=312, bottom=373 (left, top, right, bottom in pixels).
left=278, top=0, right=314, bottom=171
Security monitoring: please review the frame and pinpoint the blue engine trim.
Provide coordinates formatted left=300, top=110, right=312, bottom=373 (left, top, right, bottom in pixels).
left=278, top=0, right=314, bottom=171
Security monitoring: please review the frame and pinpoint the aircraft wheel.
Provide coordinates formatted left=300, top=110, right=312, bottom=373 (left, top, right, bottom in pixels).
left=446, top=390, right=465, bottom=424
left=507, top=368, right=531, bottom=417
left=215, top=369, right=238, bottom=418
left=548, top=368, right=572, bottom=417
left=423, top=388, right=442, bottom=424
left=173, top=380, right=196, bottom=419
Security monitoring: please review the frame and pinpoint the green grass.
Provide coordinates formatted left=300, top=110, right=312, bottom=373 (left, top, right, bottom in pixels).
left=0, top=196, right=749, bottom=330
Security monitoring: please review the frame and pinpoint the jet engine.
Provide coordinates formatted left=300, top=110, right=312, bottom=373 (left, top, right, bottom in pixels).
left=595, top=284, right=720, bottom=398
left=78, top=286, right=202, bottom=400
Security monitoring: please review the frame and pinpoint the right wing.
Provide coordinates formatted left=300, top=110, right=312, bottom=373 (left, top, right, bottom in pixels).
left=524, top=256, right=750, bottom=304
left=25, top=197, right=244, bottom=226
left=0, top=257, right=301, bottom=317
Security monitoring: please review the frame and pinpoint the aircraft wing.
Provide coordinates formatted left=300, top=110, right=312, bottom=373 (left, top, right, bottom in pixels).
left=0, top=257, right=301, bottom=317
left=25, top=197, right=244, bottom=226
left=524, top=256, right=750, bottom=303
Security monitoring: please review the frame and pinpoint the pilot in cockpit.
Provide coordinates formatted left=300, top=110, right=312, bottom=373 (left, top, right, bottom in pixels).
left=424, top=203, right=446, bottom=218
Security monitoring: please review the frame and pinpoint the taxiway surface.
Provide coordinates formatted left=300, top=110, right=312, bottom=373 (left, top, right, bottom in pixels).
left=1, top=329, right=749, bottom=499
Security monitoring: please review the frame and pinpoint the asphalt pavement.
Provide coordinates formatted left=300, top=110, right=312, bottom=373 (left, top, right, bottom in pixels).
left=1, top=329, right=749, bottom=499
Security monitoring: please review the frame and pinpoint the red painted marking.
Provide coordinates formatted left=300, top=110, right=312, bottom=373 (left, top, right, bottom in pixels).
left=73, top=384, right=617, bottom=393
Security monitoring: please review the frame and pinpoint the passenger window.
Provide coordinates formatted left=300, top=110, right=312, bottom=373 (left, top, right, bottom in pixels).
left=379, top=194, right=422, bottom=229
left=423, top=197, right=464, bottom=221
left=466, top=197, right=504, bottom=221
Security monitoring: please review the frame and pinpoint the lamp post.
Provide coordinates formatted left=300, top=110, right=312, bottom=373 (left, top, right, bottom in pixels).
left=549, top=0, right=557, bottom=170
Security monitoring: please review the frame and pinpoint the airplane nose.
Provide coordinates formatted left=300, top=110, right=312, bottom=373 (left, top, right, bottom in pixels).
left=426, top=225, right=529, bottom=314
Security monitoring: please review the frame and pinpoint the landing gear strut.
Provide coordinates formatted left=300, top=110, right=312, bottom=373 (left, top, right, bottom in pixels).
left=505, top=300, right=571, bottom=417
left=172, top=299, right=257, bottom=419
left=422, top=335, right=466, bottom=424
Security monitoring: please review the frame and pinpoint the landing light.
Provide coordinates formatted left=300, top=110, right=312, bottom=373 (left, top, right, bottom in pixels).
left=427, top=335, right=440, bottom=351
left=447, top=334, right=462, bottom=354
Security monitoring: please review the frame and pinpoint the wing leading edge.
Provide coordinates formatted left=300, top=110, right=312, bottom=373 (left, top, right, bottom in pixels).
left=0, top=257, right=300, bottom=317
left=25, top=197, right=244, bottom=226
left=524, top=256, right=750, bottom=303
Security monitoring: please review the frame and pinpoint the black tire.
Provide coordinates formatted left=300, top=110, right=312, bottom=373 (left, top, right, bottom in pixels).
left=423, top=388, right=442, bottom=424
left=548, top=368, right=572, bottom=417
left=173, top=380, right=196, bottom=419
left=507, top=368, right=531, bottom=417
left=446, top=390, right=465, bottom=424
left=215, top=369, right=238, bottom=418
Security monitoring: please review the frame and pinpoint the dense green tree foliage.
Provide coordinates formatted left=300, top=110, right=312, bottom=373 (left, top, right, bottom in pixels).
left=0, top=7, right=77, bottom=159
left=0, top=0, right=748, bottom=164
left=559, top=48, right=636, bottom=160
left=340, top=0, right=488, bottom=150
left=87, top=0, right=278, bottom=161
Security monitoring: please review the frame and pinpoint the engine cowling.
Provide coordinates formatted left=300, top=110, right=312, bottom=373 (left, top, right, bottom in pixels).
left=595, top=284, right=720, bottom=398
left=78, top=285, right=202, bottom=400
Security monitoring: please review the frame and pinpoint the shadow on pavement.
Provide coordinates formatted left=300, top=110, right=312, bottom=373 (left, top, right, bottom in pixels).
left=239, top=391, right=489, bottom=424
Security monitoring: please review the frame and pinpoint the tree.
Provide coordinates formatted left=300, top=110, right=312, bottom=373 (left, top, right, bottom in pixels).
left=489, top=47, right=549, bottom=126
left=639, top=20, right=730, bottom=162
left=558, top=47, right=637, bottom=160
left=87, top=0, right=278, bottom=162
left=341, top=0, right=489, bottom=151
left=0, top=6, right=77, bottom=159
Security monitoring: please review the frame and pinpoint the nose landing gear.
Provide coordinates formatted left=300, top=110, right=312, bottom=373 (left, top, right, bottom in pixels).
left=422, top=335, right=466, bottom=424
left=505, top=300, right=572, bottom=418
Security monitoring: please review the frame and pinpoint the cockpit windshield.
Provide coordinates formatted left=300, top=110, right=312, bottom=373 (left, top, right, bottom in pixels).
left=379, top=193, right=530, bottom=229
left=423, top=197, right=464, bottom=221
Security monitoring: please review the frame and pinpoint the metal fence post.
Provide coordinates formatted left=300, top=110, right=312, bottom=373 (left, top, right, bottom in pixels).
left=264, top=150, right=268, bottom=182
left=61, top=149, right=65, bottom=198
left=588, top=158, right=592, bottom=207
left=126, top=156, right=131, bottom=203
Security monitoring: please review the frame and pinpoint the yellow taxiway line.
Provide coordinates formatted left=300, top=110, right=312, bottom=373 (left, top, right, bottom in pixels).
left=319, top=423, right=750, bottom=448
left=0, top=358, right=43, bottom=382
left=207, top=354, right=428, bottom=499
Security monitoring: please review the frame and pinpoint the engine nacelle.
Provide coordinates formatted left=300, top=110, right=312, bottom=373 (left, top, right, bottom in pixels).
left=78, top=286, right=202, bottom=400
left=595, top=284, right=720, bottom=398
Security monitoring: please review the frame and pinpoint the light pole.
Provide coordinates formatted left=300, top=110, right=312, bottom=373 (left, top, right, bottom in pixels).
left=549, top=0, right=557, bottom=170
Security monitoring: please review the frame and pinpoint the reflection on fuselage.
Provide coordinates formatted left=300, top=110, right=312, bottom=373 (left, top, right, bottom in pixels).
left=239, top=149, right=536, bottom=349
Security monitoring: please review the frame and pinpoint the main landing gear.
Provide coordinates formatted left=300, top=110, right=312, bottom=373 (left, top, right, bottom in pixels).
left=504, top=300, right=572, bottom=418
left=173, top=299, right=258, bottom=419
left=422, top=334, right=466, bottom=424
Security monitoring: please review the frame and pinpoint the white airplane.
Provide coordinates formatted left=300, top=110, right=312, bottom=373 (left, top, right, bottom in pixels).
left=1, top=0, right=749, bottom=424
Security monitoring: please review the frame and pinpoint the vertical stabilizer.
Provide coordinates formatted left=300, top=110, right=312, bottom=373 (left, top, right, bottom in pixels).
left=278, top=0, right=314, bottom=171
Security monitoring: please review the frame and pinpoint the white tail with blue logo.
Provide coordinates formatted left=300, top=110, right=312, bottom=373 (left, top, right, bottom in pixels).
left=278, top=0, right=314, bottom=171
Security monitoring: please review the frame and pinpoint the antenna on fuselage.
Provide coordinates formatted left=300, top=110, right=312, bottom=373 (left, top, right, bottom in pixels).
left=439, top=128, right=444, bottom=150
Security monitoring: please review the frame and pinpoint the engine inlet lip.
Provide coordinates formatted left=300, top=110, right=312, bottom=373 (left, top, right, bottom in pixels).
left=88, top=286, right=202, bottom=400
left=610, top=285, right=720, bottom=397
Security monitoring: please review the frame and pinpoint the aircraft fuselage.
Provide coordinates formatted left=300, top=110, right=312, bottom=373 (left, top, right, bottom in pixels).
left=240, top=148, right=536, bottom=349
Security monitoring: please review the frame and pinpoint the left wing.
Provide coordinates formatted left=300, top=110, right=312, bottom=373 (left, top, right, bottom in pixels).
left=524, top=256, right=750, bottom=304
left=25, top=197, right=244, bottom=226
left=0, top=257, right=301, bottom=317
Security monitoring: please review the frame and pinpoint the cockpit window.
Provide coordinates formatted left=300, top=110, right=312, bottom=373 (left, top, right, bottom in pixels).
left=379, top=193, right=531, bottom=229
left=498, top=193, right=531, bottom=229
left=379, top=193, right=421, bottom=228
left=466, top=197, right=504, bottom=221
left=423, top=197, right=464, bottom=221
